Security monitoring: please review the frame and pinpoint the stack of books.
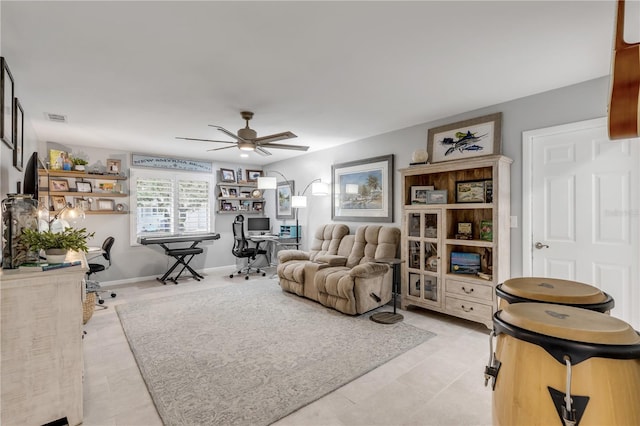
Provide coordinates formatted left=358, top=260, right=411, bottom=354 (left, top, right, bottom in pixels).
left=19, top=261, right=82, bottom=271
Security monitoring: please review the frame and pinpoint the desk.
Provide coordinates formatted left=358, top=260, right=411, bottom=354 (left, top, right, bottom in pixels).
left=139, top=233, right=220, bottom=284
left=249, top=235, right=300, bottom=266
left=370, top=258, right=405, bottom=324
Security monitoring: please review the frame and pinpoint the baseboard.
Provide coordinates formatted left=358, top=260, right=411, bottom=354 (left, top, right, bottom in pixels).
left=96, top=264, right=237, bottom=288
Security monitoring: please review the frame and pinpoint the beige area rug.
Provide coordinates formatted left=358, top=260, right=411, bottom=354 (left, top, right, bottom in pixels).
left=116, top=279, right=435, bottom=426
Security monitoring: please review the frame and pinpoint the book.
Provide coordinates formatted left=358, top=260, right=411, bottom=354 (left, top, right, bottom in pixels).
left=480, top=220, right=493, bottom=242
left=19, top=260, right=82, bottom=271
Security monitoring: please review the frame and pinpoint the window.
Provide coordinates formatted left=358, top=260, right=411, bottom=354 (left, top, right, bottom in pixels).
left=130, top=169, right=213, bottom=244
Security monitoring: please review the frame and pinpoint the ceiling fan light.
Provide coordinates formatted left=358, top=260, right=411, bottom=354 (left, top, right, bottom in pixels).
left=238, top=141, right=255, bottom=151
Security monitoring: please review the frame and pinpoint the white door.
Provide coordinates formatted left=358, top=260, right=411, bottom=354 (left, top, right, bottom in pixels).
left=523, top=117, right=640, bottom=329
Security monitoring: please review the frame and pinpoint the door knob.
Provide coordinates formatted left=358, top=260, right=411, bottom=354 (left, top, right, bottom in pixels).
left=535, top=242, right=549, bottom=249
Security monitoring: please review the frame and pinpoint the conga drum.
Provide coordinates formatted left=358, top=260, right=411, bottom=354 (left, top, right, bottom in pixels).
left=485, top=303, right=640, bottom=425
left=496, top=277, right=614, bottom=313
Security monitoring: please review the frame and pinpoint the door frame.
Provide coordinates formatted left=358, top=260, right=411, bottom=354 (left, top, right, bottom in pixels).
left=521, top=116, right=607, bottom=276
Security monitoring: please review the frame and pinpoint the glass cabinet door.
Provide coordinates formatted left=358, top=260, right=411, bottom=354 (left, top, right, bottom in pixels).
left=404, top=210, right=442, bottom=307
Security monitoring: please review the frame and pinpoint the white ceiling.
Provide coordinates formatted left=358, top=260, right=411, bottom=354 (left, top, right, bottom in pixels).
left=1, top=1, right=618, bottom=166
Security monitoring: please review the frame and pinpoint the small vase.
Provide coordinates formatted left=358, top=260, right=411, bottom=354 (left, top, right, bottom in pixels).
left=45, top=248, right=68, bottom=264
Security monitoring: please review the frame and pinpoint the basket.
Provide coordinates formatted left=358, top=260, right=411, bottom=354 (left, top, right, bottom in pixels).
left=83, top=292, right=96, bottom=324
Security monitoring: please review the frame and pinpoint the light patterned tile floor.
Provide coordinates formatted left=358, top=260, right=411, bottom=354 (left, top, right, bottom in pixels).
left=82, top=269, right=493, bottom=426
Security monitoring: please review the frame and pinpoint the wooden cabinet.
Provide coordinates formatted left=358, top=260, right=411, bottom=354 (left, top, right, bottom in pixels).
left=216, top=182, right=266, bottom=214
left=0, top=261, right=86, bottom=425
left=400, top=155, right=512, bottom=328
left=38, top=169, right=128, bottom=215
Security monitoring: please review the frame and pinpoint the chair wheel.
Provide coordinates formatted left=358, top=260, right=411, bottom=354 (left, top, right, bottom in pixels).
left=98, top=299, right=105, bottom=304
left=111, top=293, right=116, bottom=298
left=230, top=274, right=234, bottom=278
left=262, top=272, right=266, bottom=276
left=245, top=276, right=249, bottom=280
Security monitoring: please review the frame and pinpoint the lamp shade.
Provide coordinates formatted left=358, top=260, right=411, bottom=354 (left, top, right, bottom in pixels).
left=291, top=195, right=307, bottom=208
left=257, top=176, right=277, bottom=190
left=311, top=181, right=329, bottom=196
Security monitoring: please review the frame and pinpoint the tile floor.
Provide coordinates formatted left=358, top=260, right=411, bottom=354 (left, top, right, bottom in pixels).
left=82, top=269, right=493, bottom=426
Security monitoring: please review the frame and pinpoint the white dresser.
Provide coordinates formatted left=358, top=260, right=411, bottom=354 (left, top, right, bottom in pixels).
left=0, top=256, right=86, bottom=426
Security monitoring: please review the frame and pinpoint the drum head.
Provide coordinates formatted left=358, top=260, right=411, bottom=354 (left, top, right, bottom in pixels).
left=498, top=303, right=640, bottom=345
left=500, top=277, right=607, bottom=304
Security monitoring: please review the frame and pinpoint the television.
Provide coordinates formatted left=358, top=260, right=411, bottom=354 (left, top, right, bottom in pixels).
left=247, top=217, right=271, bottom=234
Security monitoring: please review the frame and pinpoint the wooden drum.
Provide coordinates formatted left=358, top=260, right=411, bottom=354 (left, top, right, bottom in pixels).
left=496, top=277, right=614, bottom=313
left=485, top=303, right=640, bottom=426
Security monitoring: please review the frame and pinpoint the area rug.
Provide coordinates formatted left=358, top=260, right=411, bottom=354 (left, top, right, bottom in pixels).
left=116, top=280, right=435, bottom=426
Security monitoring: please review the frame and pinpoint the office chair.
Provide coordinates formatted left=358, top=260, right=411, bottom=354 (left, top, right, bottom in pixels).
left=86, top=236, right=116, bottom=307
left=230, top=215, right=267, bottom=280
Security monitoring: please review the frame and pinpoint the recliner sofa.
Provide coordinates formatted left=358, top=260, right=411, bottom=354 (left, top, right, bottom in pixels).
left=277, top=224, right=401, bottom=315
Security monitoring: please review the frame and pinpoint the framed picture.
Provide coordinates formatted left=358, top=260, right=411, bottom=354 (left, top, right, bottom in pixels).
left=426, top=190, right=447, bottom=204
left=97, top=198, right=115, bottom=211
left=38, top=175, right=49, bottom=189
left=77, top=181, right=92, bottom=193
left=410, top=185, right=434, bottom=204
left=220, top=186, right=230, bottom=197
left=455, top=180, right=487, bottom=203
left=276, top=180, right=294, bottom=219
left=252, top=201, right=264, bottom=212
left=484, top=179, right=493, bottom=203
left=332, top=154, right=394, bottom=222
left=49, top=148, right=70, bottom=171
left=220, top=168, right=236, bottom=182
left=13, top=97, right=24, bottom=171
left=228, top=188, right=238, bottom=197
left=240, top=191, right=251, bottom=198
left=74, top=198, right=89, bottom=211
left=1, top=57, right=14, bottom=149
left=51, top=195, right=67, bottom=211
left=221, top=202, right=232, bottom=211
left=49, top=179, right=70, bottom=192
left=427, top=112, right=502, bottom=163
left=106, top=159, right=121, bottom=174
left=39, top=196, right=50, bottom=211
left=246, top=169, right=263, bottom=182
left=97, top=181, right=115, bottom=192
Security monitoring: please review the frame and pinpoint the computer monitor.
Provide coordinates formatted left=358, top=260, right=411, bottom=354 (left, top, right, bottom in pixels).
left=247, top=217, right=271, bottom=234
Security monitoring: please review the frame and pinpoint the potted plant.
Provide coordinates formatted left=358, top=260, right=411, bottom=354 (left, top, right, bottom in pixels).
left=71, top=157, right=89, bottom=171
left=20, top=227, right=95, bottom=263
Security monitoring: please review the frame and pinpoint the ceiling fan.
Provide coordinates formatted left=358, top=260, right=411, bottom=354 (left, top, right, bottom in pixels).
left=176, top=111, right=309, bottom=156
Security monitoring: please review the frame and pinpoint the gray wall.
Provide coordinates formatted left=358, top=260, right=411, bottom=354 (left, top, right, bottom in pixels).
left=0, top=76, right=609, bottom=282
left=267, top=76, right=610, bottom=277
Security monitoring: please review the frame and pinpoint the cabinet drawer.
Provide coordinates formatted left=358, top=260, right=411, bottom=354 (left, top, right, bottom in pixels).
left=445, top=297, right=493, bottom=322
left=446, top=279, right=493, bottom=301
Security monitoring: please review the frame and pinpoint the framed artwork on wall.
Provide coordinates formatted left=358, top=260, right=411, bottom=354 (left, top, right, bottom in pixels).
left=13, top=97, right=24, bottom=171
left=1, top=57, right=14, bottom=149
left=331, top=154, right=394, bottom=222
left=276, top=180, right=294, bottom=219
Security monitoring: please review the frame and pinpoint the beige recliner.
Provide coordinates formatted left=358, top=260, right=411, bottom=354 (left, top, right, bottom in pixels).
left=314, top=225, right=401, bottom=314
left=277, top=224, right=349, bottom=297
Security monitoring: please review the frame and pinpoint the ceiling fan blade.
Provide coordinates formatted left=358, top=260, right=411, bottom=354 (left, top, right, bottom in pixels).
left=254, top=131, right=297, bottom=144
left=206, top=145, right=237, bottom=152
left=176, top=137, right=236, bottom=144
left=208, top=125, right=248, bottom=142
left=257, top=143, right=309, bottom=151
left=255, top=146, right=272, bottom=156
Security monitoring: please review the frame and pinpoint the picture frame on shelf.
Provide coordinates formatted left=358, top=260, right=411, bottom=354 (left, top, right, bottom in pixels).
left=1, top=57, right=14, bottom=149
left=252, top=201, right=264, bottom=212
left=96, top=198, right=115, bottom=211
left=74, top=198, right=89, bottom=212
left=76, top=181, right=92, bottom=193
left=39, top=196, right=50, bottom=211
left=51, top=195, right=67, bottom=211
left=241, top=191, right=251, bottom=198
left=97, top=181, right=115, bottom=192
left=13, top=97, right=24, bottom=171
left=410, top=185, right=434, bottom=204
left=332, top=154, right=394, bottom=222
left=228, top=188, right=238, bottom=197
left=427, top=112, right=502, bottom=163
left=106, top=159, right=121, bottom=174
left=246, top=169, right=263, bottom=182
left=276, top=180, right=294, bottom=219
left=220, top=168, right=236, bottom=182
left=49, top=179, right=70, bottom=192
left=49, top=148, right=71, bottom=171
left=455, top=179, right=487, bottom=203
left=221, top=202, right=232, bottom=211
left=220, top=186, right=230, bottom=197
left=425, top=189, right=447, bottom=204
left=456, top=222, right=473, bottom=240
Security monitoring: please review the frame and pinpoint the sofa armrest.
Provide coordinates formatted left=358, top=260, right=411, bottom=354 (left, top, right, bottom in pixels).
left=349, top=262, right=389, bottom=278
left=278, top=250, right=310, bottom=263
left=314, top=254, right=348, bottom=267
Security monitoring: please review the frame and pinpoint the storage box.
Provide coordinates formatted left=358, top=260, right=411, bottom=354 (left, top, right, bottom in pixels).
left=450, top=252, right=481, bottom=274
left=279, top=225, right=301, bottom=238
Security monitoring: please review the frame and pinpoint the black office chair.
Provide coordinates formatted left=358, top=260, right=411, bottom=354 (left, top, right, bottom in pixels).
left=86, top=236, right=116, bottom=307
left=230, top=215, right=267, bottom=280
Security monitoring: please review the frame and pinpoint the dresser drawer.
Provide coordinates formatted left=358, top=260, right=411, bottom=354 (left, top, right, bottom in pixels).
left=446, top=279, right=493, bottom=301
left=445, top=297, right=493, bottom=323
